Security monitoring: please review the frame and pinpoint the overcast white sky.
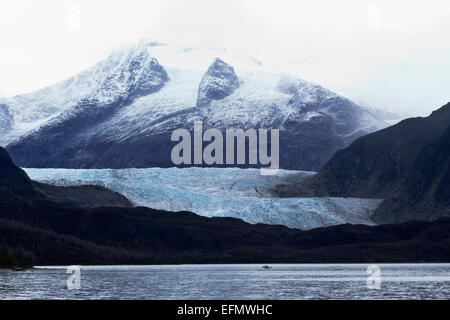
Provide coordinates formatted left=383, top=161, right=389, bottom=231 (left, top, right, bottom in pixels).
left=1, top=0, right=449, bottom=116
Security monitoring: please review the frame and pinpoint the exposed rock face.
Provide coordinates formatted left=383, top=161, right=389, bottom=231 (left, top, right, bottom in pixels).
left=197, top=58, right=239, bottom=107
left=90, top=42, right=169, bottom=103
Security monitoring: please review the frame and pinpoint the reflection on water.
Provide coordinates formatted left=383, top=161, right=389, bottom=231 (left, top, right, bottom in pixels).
left=1, top=264, right=450, bottom=300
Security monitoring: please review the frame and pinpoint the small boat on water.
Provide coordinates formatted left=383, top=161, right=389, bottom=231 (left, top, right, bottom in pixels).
left=12, top=266, right=27, bottom=272
left=262, top=265, right=272, bottom=270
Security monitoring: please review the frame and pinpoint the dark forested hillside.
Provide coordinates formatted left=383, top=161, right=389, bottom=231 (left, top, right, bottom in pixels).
left=2, top=146, right=450, bottom=267
left=303, top=102, right=450, bottom=198
left=276, top=103, right=450, bottom=225
left=373, top=126, right=450, bottom=223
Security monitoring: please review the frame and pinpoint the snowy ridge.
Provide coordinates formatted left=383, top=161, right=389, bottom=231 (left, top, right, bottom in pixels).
left=4, top=40, right=394, bottom=171
left=5, top=42, right=169, bottom=144
left=0, top=41, right=169, bottom=145
left=25, top=167, right=382, bottom=230
left=84, top=41, right=168, bottom=104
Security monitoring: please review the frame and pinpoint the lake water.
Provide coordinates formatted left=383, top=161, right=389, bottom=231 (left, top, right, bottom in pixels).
left=1, top=264, right=450, bottom=300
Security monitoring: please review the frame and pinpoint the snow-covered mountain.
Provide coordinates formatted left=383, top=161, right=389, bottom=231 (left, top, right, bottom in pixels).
left=4, top=40, right=392, bottom=170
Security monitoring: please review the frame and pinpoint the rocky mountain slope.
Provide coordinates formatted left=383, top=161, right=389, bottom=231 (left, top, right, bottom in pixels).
left=294, top=102, right=450, bottom=198
left=373, top=125, right=450, bottom=223
left=3, top=41, right=391, bottom=170
left=277, top=103, right=450, bottom=224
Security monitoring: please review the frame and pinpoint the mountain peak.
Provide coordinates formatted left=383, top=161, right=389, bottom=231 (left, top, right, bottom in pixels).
left=211, top=57, right=230, bottom=69
left=429, top=101, right=450, bottom=119
left=196, top=57, right=239, bottom=107
left=4, top=41, right=391, bottom=171
left=87, top=43, right=169, bottom=104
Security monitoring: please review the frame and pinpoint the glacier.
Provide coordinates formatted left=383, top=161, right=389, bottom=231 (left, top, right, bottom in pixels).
left=24, top=167, right=382, bottom=230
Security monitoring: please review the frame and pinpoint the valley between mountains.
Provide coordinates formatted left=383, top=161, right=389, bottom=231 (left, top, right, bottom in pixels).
left=0, top=40, right=449, bottom=267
